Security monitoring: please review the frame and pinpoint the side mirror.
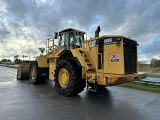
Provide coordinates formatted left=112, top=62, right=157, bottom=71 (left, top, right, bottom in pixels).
left=54, top=32, right=58, bottom=39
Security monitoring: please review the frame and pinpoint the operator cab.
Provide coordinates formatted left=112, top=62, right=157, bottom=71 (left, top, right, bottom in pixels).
left=58, top=28, right=85, bottom=50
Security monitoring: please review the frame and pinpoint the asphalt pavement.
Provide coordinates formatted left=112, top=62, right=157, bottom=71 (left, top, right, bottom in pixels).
left=0, top=66, right=160, bottom=120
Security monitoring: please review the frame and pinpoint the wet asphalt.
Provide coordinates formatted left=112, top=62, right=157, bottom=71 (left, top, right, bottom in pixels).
left=0, top=66, right=160, bottom=120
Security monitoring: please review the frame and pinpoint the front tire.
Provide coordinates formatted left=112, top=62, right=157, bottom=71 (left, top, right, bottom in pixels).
left=54, top=60, right=86, bottom=96
left=29, top=61, right=48, bottom=84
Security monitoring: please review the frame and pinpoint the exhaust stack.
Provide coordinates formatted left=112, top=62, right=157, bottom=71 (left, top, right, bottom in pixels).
left=95, top=26, right=101, bottom=37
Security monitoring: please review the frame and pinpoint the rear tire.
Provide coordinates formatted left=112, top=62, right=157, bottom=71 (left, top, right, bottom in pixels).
left=29, top=61, right=48, bottom=84
left=54, top=60, right=86, bottom=96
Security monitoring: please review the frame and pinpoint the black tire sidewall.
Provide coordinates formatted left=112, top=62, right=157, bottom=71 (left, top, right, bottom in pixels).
left=29, top=62, right=37, bottom=83
left=54, top=60, right=74, bottom=95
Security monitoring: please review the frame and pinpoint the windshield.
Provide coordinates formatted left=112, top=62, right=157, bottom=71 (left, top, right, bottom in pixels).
left=69, top=32, right=84, bottom=48
left=58, top=30, right=85, bottom=50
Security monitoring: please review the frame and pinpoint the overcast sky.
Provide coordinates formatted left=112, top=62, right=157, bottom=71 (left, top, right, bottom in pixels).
left=0, top=0, right=160, bottom=63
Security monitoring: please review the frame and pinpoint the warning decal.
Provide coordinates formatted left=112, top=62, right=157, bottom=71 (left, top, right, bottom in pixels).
left=111, top=54, right=119, bottom=62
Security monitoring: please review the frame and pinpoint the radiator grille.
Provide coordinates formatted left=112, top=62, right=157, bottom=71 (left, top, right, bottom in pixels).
left=123, top=38, right=137, bottom=74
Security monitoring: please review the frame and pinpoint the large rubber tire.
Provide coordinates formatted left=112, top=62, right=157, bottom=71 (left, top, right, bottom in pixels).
left=54, top=60, right=86, bottom=96
left=29, top=61, right=49, bottom=84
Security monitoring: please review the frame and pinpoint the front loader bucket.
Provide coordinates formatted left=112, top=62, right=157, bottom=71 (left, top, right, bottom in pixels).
left=17, top=61, right=30, bottom=80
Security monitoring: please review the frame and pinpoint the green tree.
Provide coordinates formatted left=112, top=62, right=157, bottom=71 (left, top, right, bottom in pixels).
left=138, top=61, right=147, bottom=68
left=151, top=58, right=160, bottom=67
left=14, top=59, right=21, bottom=64
left=1, top=59, right=7, bottom=62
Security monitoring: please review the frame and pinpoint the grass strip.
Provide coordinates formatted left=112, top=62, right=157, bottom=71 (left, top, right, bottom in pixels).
left=119, top=82, right=160, bottom=94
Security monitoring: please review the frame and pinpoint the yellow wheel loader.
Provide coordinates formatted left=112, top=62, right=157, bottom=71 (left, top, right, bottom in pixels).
left=17, top=26, right=146, bottom=96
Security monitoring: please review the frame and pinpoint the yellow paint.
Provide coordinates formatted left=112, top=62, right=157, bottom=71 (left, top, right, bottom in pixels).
left=58, top=68, right=69, bottom=88
left=37, top=55, right=49, bottom=68
left=87, top=47, right=98, bottom=70
left=104, top=41, right=124, bottom=74
left=70, top=49, right=86, bottom=67
left=49, top=59, right=56, bottom=80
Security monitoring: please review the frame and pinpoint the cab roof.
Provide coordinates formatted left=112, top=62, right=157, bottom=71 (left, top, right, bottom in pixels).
left=59, top=28, right=86, bottom=34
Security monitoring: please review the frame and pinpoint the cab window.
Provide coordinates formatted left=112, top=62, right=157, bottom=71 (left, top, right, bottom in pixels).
left=59, top=32, right=67, bottom=49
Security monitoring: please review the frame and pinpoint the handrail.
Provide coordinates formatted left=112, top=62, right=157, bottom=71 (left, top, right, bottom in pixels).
left=46, top=35, right=54, bottom=54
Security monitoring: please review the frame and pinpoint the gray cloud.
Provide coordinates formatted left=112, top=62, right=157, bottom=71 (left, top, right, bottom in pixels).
left=0, top=0, right=160, bottom=61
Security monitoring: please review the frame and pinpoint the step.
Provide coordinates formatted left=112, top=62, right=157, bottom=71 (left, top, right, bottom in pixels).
left=88, top=66, right=95, bottom=70
left=84, top=57, right=88, bottom=60
left=86, top=63, right=92, bottom=65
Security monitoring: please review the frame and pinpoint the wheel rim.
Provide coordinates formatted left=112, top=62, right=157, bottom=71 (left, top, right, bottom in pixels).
left=58, top=68, right=69, bottom=88
left=30, top=66, right=36, bottom=79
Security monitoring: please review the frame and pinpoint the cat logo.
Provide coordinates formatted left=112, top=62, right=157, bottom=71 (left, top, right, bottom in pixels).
left=111, top=54, right=119, bottom=62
